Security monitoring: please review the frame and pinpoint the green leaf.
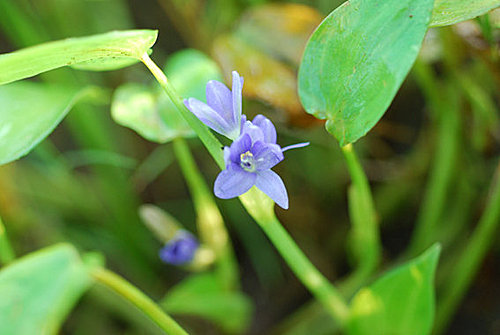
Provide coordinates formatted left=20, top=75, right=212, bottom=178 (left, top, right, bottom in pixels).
left=111, top=49, right=222, bottom=143
left=347, top=244, right=441, bottom=335
left=298, top=0, right=434, bottom=146
left=430, top=0, right=500, bottom=27
left=0, top=82, right=90, bottom=165
left=0, top=30, right=157, bottom=85
left=161, top=273, right=253, bottom=334
left=0, top=244, right=93, bottom=335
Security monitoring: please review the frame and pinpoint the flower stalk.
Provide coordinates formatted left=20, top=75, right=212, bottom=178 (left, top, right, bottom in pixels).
left=91, top=267, right=189, bottom=335
left=340, top=144, right=381, bottom=292
left=172, top=137, right=239, bottom=290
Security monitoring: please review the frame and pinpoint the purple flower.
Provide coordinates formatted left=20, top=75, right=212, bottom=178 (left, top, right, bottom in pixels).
left=159, top=231, right=199, bottom=265
left=184, top=71, right=244, bottom=140
left=214, top=115, right=308, bottom=210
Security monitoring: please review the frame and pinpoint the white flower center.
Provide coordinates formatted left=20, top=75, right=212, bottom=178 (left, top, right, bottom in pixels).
left=240, top=151, right=256, bottom=172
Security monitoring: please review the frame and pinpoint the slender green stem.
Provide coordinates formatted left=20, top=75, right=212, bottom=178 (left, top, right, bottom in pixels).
left=407, top=84, right=460, bottom=257
left=434, top=163, right=500, bottom=335
left=240, top=188, right=349, bottom=325
left=172, top=138, right=238, bottom=290
left=140, top=54, right=224, bottom=169
left=142, top=55, right=349, bottom=324
left=91, top=267, right=189, bottom=335
left=340, top=144, right=381, bottom=293
left=0, top=215, right=15, bottom=265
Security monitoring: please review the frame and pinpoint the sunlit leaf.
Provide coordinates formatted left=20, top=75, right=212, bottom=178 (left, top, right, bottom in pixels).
left=0, top=82, right=90, bottom=165
left=0, top=244, right=92, bottom=335
left=0, top=30, right=157, bottom=85
left=112, top=49, right=222, bottom=143
left=347, top=244, right=441, bottom=335
left=162, top=272, right=253, bottom=334
left=430, top=0, right=500, bottom=27
left=298, top=0, right=434, bottom=146
left=235, top=3, right=322, bottom=65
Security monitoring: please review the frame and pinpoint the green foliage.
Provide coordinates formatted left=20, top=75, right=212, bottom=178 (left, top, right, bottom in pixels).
left=0, top=82, right=90, bottom=165
left=298, top=0, right=434, bottom=146
left=111, top=49, right=222, bottom=143
left=347, top=244, right=441, bottom=335
left=0, top=244, right=93, bottom=335
left=161, top=272, right=253, bottom=334
left=430, top=0, right=500, bottom=27
left=0, top=30, right=157, bottom=85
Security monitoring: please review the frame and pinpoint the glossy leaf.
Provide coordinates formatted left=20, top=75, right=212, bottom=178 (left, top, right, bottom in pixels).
left=112, top=49, right=222, bottom=143
left=298, top=0, right=434, bottom=146
left=162, top=272, right=253, bottom=334
left=0, top=244, right=92, bottom=335
left=0, top=30, right=158, bottom=85
left=0, top=82, right=89, bottom=165
left=346, top=244, right=441, bottom=335
left=235, top=3, right=322, bottom=65
left=430, top=0, right=500, bottom=27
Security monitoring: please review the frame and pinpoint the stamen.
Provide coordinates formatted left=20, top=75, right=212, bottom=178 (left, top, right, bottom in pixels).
left=240, top=151, right=256, bottom=172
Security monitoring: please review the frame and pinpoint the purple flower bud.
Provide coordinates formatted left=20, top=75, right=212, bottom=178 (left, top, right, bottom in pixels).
left=159, top=231, right=199, bottom=265
left=184, top=71, right=244, bottom=140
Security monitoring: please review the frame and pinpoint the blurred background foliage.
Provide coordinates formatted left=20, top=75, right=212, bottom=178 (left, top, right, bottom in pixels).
left=0, top=0, right=499, bottom=334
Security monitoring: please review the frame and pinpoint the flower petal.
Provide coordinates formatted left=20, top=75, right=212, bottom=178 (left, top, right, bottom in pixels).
left=252, top=114, right=277, bottom=144
left=282, top=142, right=310, bottom=152
left=241, top=120, right=265, bottom=143
left=255, top=170, right=289, bottom=209
left=228, top=133, right=252, bottom=163
left=252, top=142, right=284, bottom=170
left=206, top=80, right=233, bottom=122
left=232, top=71, right=243, bottom=128
left=184, top=98, right=235, bottom=138
left=214, top=163, right=256, bottom=199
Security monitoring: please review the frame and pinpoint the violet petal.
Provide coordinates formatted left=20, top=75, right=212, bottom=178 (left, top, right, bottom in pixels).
left=252, top=114, right=277, bottom=144
left=255, top=170, right=289, bottom=209
left=214, top=163, right=256, bottom=199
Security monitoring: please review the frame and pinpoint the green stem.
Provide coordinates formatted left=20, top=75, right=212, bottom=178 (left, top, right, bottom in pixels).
left=407, top=85, right=460, bottom=257
left=434, top=162, right=500, bottom=335
left=340, top=144, right=381, bottom=293
left=91, top=267, right=189, bottom=335
left=142, top=55, right=349, bottom=324
left=140, top=54, right=224, bottom=169
left=0, top=215, right=15, bottom=265
left=240, top=188, right=349, bottom=325
left=172, top=138, right=238, bottom=290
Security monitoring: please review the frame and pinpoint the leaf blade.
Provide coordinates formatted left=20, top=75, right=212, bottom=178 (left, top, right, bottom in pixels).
left=347, top=244, right=441, bottom=335
left=0, top=82, right=87, bottom=165
left=0, top=29, right=157, bottom=85
left=430, top=0, right=500, bottom=27
left=298, top=0, right=434, bottom=145
left=0, top=244, right=92, bottom=335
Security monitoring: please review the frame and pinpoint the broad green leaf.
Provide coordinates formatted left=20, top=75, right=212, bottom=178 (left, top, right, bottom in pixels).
left=0, top=30, right=157, bottom=85
left=0, top=82, right=90, bottom=165
left=162, top=272, right=253, bottom=334
left=430, top=0, right=500, bottom=27
left=112, top=49, right=222, bottom=143
left=298, top=0, right=434, bottom=146
left=0, top=244, right=93, bottom=335
left=347, top=244, right=441, bottom=335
